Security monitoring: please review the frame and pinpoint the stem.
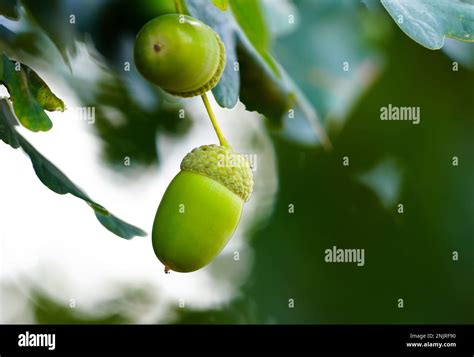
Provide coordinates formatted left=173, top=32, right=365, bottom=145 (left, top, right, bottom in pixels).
left=174, top=0, right=184, bottom=14
left=201, top=93, right=231, bottom=148
left=173, top=0, right=230, bottom=149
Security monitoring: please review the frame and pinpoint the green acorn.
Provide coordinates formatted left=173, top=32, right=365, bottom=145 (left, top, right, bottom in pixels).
left=152, top=145, right=253, bottom=273
left=134, top=14, right=225, bottom=97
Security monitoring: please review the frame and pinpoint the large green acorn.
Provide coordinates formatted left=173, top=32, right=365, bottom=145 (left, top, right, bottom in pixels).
left=134, top=14, right=225, bottom=97
left=152, top=145, right=253, bottom=273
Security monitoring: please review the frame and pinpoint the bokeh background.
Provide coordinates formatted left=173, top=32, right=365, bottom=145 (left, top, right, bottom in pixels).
left=1, top=0, right=473, bottom=324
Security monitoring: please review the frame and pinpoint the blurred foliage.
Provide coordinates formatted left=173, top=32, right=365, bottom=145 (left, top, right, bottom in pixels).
left=89, top=75, right=191, bottom=170
left=0, top=99, right=147, bottom=239
left=0, top=0, right=18, bottom=20
left=34, top=294, right=130, bottom=324
left=21, top=0, right=76, bottom=64
left=173, top=11, right=474, bottom=324
left=31, top=286, right=154, bottom=324
left=1, top=0, right=473, bottom=323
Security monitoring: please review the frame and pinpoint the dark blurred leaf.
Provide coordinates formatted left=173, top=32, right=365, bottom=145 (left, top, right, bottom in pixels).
left=0, top=54, right=64, bottom=131
left=34, top=294, right=128, bottom=324
left=142, top=0, right=176, bottom=15
left=442, top=37, right=474, bottom=69
left=20, top=0, right=76, bottom=64
left=0, top=25, right=42, bottom=57
left=0, top=0, right=19, bottom=20
left=0, top=24, right=15, bottom=47
left=381, top=0, right=474, bottom=49
left=86, top=0, right=175, bottom=65
left=172, top=297, right=260, bottom=323
left=83, top=73, right=191, bottom=170
left=0, top=99, right=147, bottom=239
left=0, top=96, right=19, bottom=148
left=31, top=286, right=154, bottom=324
left=236, top=39, right=290, bottom=123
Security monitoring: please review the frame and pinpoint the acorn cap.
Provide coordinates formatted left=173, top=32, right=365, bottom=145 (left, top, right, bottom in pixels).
left=181, top=145, right=254, bottom=202
left=166, top=32, right=225, bottom=98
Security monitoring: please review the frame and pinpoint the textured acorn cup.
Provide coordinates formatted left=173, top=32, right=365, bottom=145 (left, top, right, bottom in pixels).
left=152, top=145, right=253, bottom=273
left=134, top=14, right=226, bottom=97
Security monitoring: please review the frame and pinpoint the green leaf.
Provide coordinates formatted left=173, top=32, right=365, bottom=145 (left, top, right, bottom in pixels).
left=230, top=0, right=268, bottom=49
left=94, top=212, right=147, bottom=240
left=381, top=0, right=474, bottom=49
left=229, top=0, right=280, bottom=75
left=0, top=0, right=19, bottom=20
left=0, top=99, right=147, bottom=239
left=26, top=66, right=65, bottom=112
left=211, top=0, right=228, bottom=11
left=0, top=54, right=64, bottom=131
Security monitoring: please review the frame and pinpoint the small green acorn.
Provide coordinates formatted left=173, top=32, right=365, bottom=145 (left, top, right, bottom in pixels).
left=134, top=14, right=225, bottom=97
left=152, top=145, right=253, bottom=273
